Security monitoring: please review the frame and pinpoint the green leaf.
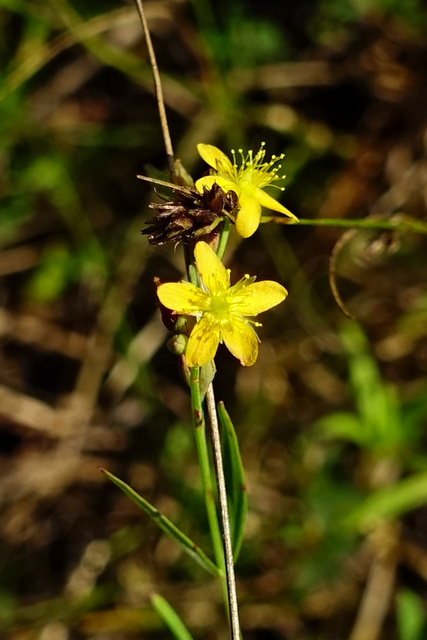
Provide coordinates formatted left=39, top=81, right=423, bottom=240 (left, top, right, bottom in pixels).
left=345, top=471, right=427, bottom=532
left=217, top=401, right=248, bottom=561
left=396, top=589, right=425, bottom=640
left=100, top=469, right=222, bottom=577
left=151, top=594, right=194, bottom=640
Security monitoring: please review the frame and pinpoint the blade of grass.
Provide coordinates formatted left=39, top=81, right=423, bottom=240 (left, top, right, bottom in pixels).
left=217, top=401, right=248, bottom=561
left=151, top=593, right=194, bottom=640
left=99, top=468, right=221, bottom=577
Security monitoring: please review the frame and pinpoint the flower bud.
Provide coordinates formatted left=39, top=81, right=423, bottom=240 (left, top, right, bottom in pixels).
left=167, top=333, right=188, bottom=355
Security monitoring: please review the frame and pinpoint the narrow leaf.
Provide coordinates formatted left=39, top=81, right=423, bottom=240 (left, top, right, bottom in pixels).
left=217, top=401, right=248, bottom=561
left=100, top=468, right=221, bottom=577
left=151, top=593, right=194, bottom=640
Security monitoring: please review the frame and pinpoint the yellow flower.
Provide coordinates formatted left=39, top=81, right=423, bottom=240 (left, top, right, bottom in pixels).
left=157, top=241, right=287, bottom=367
left=195, top=142, right=298, bottom=238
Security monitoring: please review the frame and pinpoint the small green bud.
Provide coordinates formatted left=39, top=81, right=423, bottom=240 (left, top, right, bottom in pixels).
left=167, top=333, right=188, bottom=355
left=199, top=359, right=216, bottom=398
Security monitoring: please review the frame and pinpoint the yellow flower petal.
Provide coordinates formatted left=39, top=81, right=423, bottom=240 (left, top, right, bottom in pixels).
left=186, top=316, right=220, bottom=367
left=194, top=241, right=230, bottom=292
left=197, top=143, right=232, bottom=172
left=235, top=191, right=262, bottom=238
left=257, top=188, right=298, bottom=220
left=195, top=175, right=231, bottom=194
left=236, top=281, right=288, bottom=315
left=221, top=317, right=259, bottom=366
left=158, top=282, right=207, bottom=314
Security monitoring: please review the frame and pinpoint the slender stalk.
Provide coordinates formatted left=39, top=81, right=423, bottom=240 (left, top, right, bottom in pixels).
left=270, top=215, right=427, bottom=235
left=134, top=0, right=175, bottom=180
left=189, top=367, right=226, bottom=580
left=206, top=383, right=241, bottom=640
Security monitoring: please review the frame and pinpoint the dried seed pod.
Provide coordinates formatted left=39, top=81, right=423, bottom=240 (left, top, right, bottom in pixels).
left=141, top=182, right=238, bottom=246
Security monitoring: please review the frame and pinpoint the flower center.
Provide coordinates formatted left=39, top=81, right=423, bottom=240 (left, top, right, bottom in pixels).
left=209, top=293, right=232, bottom=319
left=204, top=275, right=257, bottom=322
left=218, top=142, right=286, bottom=192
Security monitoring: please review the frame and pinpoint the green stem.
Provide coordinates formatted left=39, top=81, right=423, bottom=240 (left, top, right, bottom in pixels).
left=189, top=367, right=226, bottom=579
left=206, top=384, right=241, bottom=640
left=183, top=241, right=199, bottom=286
left=217, top=218, right=231, bottom=260
left=271, top=215, right=427, bottom=235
